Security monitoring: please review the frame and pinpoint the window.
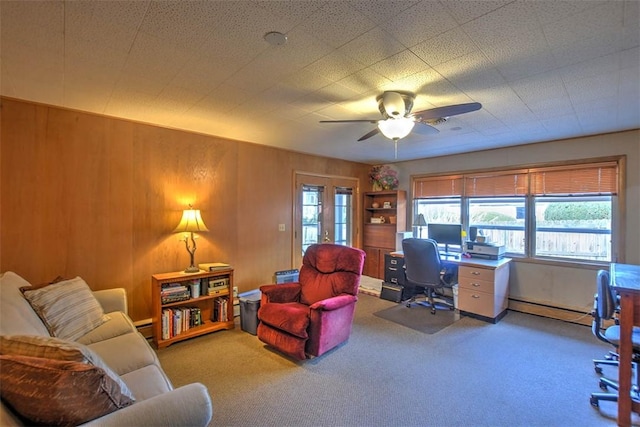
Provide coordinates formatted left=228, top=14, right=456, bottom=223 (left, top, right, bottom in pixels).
left=302, top=185, right=323, bottom=253
left=469, top=197, right=526, bottom=255
left=533, top=196, right=611, bottom=261
left=413, top=175, right=462, bottom=240
left=530, top=163, right=616, bottom=262
left=334, top=187, right=353, bottom=246
left=411, top=159, right=621, bottom=264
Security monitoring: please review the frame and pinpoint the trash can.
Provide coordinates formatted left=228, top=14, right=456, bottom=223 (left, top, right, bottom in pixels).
left=239, top=290, right=261, bottom=335
left=452, top=284, right=459, bottom=309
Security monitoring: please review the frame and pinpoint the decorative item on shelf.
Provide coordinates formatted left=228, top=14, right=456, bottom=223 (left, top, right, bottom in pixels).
left=413, top=213, right=427, bottom=238
left=389, top=215, right=397, bottom=224
left=371, top=216, right=386, bottom=224
left=369, top=164, right=399, bottom=191
left=383, top=201, right=392, bottom=208
left=174, top=204, right=209, bottom=273
left=371, top=202, right=380, bottom=209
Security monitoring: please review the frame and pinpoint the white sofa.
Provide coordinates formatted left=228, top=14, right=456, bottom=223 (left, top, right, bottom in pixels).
left=0, top=271, right=213, bottom=426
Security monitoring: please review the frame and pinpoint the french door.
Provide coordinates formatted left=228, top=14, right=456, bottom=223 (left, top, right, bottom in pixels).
left=293, top=173, right=358, bottom=269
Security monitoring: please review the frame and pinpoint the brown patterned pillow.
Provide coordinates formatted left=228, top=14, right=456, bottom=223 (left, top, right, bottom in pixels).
left=22, top=276, right=109, bottom=341
left=0, top=354, right=134, bottom=426
left=0, top=335, right=134, bottom=401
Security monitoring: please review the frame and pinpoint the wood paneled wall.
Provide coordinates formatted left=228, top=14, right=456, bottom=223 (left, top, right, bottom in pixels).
left=0, top=98, right=370, bottom=322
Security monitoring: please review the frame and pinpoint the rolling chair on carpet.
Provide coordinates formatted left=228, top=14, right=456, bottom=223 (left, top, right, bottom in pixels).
left=590, top=269, right=640, bottom=408
left=401, top=238, right=454, bottom=315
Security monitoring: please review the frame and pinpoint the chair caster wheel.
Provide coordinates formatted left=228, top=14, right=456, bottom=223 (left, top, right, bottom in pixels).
left=590, top=396, right=599, bottom=407
left=595, top=366, right=603, bottom=375
left=430, top=309, right=436, bottom=315
left=449, top=306, right=454, bottom=310
left=599, top=380, right=608, bottom=391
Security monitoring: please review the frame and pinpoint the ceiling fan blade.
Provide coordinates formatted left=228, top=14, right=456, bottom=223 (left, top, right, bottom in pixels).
left=413, top=122, right=440, bottom=135
left=357, top=128, right=380, bottom=141
left=319, top=119, right=378, bottom=123
left=413, top=102, right=482, bottom=121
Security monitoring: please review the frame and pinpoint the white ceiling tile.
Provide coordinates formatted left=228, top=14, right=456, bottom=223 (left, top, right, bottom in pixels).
left=565, top=74, right=620, bottom=105
left=411, top=27, right=477, bottom=67
left=511, top=72, right=568, bottom=104
left=434, top=51, right=506, bottom=92
left=540, top=114, right=582, bottom=134
left=338, top=27, right=405, bottom=67
left=348, top=0, right=420, bottom=25
left=531, top=1, right=609, bottom=25
left=0, top=0, right=64, bottom=53
left=298, top=2, right=376, bottom=49
left=336, top=69, right=391, bottom=95
left=543, top=2, right=624, bottom=51
left=304, top=51, right=365, bottom=82
left=552, top=31, right=627, bottom=68
left=440, top=0, right=513, bottom=25
left=461, top=1, right=539, bottom=46
left=268, top=28, right=334, bottom=70
left=381, top=1, right=458, bottom=48
left=368, top=50, right=429, bottom=82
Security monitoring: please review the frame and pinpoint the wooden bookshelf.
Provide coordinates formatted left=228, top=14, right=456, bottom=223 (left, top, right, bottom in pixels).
left=151, top=268, right=234, bottom=349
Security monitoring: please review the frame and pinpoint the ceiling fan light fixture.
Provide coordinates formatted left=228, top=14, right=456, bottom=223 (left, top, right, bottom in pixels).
left=377, top=117, right=415, bottom=140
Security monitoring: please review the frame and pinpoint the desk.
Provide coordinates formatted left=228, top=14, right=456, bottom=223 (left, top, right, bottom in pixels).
left=611, top=263, right=640, bottom=426
left=388, top=252, right=511, bottom=323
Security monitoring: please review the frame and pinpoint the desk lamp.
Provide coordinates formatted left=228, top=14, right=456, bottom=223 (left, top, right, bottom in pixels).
left=414, top=213, right=427, bottom=238
left=174, top=205, right=209, bottom=273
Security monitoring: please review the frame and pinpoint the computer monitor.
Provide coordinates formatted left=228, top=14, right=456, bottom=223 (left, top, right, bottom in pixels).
left=427, top=223, right=462, bottom=253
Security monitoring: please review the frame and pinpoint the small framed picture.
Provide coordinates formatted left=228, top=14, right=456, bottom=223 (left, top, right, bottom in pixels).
left=383, top=201, right=392, bottom=209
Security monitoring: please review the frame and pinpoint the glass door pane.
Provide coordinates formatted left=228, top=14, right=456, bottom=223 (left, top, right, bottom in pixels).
left=302, top=185, right=323, bottom=253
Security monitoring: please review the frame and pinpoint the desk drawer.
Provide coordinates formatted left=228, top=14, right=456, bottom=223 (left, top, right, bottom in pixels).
left=458, top=276, right=495, bottom=293
left=459, top=265, right=495, bottom=283
left=458, top=288, right=499, bottom=318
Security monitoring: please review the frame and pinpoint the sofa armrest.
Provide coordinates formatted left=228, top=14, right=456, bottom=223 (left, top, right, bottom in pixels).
left=260, top=283, right=301, bottom=304
left=81, top=383, right=212, bottom=427
left=309, top=294, right=357, bottom=311
left=93, top=288, right=128, bottom=315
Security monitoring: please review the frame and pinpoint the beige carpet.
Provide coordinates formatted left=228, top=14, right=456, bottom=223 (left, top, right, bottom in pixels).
left=156, top=293, right=629, bottom=427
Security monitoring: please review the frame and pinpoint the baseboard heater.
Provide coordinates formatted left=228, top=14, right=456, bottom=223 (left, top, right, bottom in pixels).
left=507, top=298, right=593, bottom=326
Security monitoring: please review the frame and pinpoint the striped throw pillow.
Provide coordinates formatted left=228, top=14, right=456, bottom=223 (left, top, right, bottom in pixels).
left=22, top=277, right=109, bottom=341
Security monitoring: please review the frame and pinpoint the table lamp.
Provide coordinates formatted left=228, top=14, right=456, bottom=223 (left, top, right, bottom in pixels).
left=174, top=205, right=209, bottom=273
left=414, top=213, right=427, bottom=238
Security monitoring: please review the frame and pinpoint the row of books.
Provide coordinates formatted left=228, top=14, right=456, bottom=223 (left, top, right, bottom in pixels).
left=214, top=297, right=229, bottom=322
left=161, top=307, right=202, bottom=340
left=161, top=283, right=190, bottom=304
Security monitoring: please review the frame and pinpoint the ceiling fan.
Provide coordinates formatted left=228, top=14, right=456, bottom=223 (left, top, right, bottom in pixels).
left=319, top=91, right=482, bottom=157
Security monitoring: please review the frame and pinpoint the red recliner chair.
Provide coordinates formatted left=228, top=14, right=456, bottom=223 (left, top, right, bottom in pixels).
left=257, top=243, right=365, bottom=360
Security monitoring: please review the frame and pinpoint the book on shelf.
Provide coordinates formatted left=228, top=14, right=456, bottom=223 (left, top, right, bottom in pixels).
left=161, top=307, right=203, bottom=340
left=199, top=262, right=232, bottom=271
left=161, top=283, right=190, bottom=304
left=208, top=277, right=229, bottom=296
left=213, top=297, right=229, bottom=322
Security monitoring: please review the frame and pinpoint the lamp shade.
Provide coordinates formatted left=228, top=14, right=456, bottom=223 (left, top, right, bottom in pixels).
left=413, top=213, right=427, bottom=227
left=377, top=117, right=415, bottom=140
left=174, top=208, right=209, bottom=233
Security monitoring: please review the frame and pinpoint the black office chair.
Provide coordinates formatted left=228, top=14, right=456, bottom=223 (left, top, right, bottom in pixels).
left=590, top=269, right=640, bottom=407
left=402, top=238, right=454, bottom=315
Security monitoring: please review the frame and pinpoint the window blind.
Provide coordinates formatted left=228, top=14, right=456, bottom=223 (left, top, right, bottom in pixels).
left=530, top=162, right=618, bottom=196
left=464, top=171, right=528, bottom=197
left=413, top=176, right=463, bottom=198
